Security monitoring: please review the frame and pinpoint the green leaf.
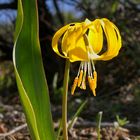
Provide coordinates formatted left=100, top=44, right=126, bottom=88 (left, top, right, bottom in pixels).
left=116, top=115, right=129, bottom=126
left=96, top=111, right=103, bottom=140
left=56, top=119, right=62, bottom=140
left=13, top=0, right=56, bottom=140
left=68, top=99, right=88, bottom=130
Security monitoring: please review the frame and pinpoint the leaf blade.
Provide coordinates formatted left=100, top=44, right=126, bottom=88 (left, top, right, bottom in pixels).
left=13, top=0, right=56, bottom=139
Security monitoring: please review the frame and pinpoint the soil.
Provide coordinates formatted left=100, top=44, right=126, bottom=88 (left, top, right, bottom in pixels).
left=0, top=94, right=139, bottom=140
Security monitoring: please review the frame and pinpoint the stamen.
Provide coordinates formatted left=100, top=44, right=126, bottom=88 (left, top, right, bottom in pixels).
left=77, top=62, right=84, bottom=76
left=78, top=70, right=83, bottom=87
left=71, top=61, right=97, bottom=96
left=71, top=77, right=78, bottom=95
left=87, top=70, right=97, bottom=96
left=88, top=76, right=96, bottom=96
left=93, top=71, right=97, bottom=88
left=88, top=76, right=92, bottom=88
left=91, top=60, right=95, bottom=71
left=88, top=61, right=93, bottom=77
left=92, top=89, right=96, bottom=96
left=91, top=78, right=96, bottom=96
left=80, top=62, right=87, bottom=90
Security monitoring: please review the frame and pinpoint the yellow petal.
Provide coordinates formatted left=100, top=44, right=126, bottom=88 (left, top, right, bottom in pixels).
left=68, top=36, right=88, bottom=62
left=99, top=18, right=121, bottom=60
left=88, top=19, right=103, bottom=54
left=52, top=18, right=121, bottom=62
left=110, top=21, right=122, bottom=52
left=61, top=23, right=83, bottom=56
left=52, top=24, right=70, bottom=58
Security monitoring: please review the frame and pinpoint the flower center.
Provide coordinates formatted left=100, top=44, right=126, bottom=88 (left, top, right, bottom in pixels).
left=71, top=60, right=97, bottom=96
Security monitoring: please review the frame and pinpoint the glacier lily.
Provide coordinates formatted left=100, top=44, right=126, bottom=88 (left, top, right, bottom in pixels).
left=52, top=18, right=122, bottom=96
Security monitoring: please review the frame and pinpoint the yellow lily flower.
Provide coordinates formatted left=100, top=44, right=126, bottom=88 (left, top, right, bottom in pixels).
left=52, top=18, right=122, bottom=96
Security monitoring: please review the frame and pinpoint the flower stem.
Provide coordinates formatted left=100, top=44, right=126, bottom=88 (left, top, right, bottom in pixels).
left=62, top=59, right=70, bottom=140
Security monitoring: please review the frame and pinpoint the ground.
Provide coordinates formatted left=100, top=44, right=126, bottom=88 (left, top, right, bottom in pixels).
left=0, top=93, right=139, bottom=140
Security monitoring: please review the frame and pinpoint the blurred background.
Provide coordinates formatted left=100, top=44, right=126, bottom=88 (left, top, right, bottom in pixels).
left=0, top=0, right=140, bottom=139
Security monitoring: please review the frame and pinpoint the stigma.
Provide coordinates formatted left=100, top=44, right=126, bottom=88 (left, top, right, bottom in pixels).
left=71, top=61, right=97, bottom=96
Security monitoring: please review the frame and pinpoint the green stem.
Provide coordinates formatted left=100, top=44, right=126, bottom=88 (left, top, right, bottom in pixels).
left=62, top=59, right=70, bottom=140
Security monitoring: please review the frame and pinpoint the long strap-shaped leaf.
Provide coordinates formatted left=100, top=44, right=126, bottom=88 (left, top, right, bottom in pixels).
left=13, top=0, right=56, bottom=140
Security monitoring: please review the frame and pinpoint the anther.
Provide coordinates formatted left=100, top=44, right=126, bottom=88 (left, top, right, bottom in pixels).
left=91, top=79, right=96, bottom=96
left=88, top=76, right=92, bottom=85
left=78, top=70, right=83, bottom=87
left=71, top=77, right=78, bottom=95
left=88, top=76, right=96, bottom=96
left=92, top=89, right=96, bottom=96
left=93, top=71, right=97, bottom=88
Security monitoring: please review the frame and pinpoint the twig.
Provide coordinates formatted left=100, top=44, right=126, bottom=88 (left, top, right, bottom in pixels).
left=0, top=123, right=27, bottom=138
left=74, top=120, right=140, bottom=130
left=53, top=0, right=64, bottom=25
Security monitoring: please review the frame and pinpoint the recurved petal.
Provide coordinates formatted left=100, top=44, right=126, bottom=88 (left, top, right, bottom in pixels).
left=52, top=24, right=70, bottom=58
left=99, top=18, right=121, bottom=60
left=88, top=19, right=103, bottom=54
left=61, top=23, right=83, bottom=56
left=68, top=37, right=88, bottom=62
left=110, top=21, right=122, bottom=51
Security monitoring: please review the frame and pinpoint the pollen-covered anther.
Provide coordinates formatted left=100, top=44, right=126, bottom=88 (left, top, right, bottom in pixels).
left=93, top=71, right=97, bottom=88
left=71, top=77, right=78, bottom=95
left=92, top=89, right=96, bottom=96
left=88, top=71, right=97, bottom=96
left=91, top=78, right=96, bottom=96
left=88, top=76, right=96, bottom=96
left=78, top=70, right=83, bottom=87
